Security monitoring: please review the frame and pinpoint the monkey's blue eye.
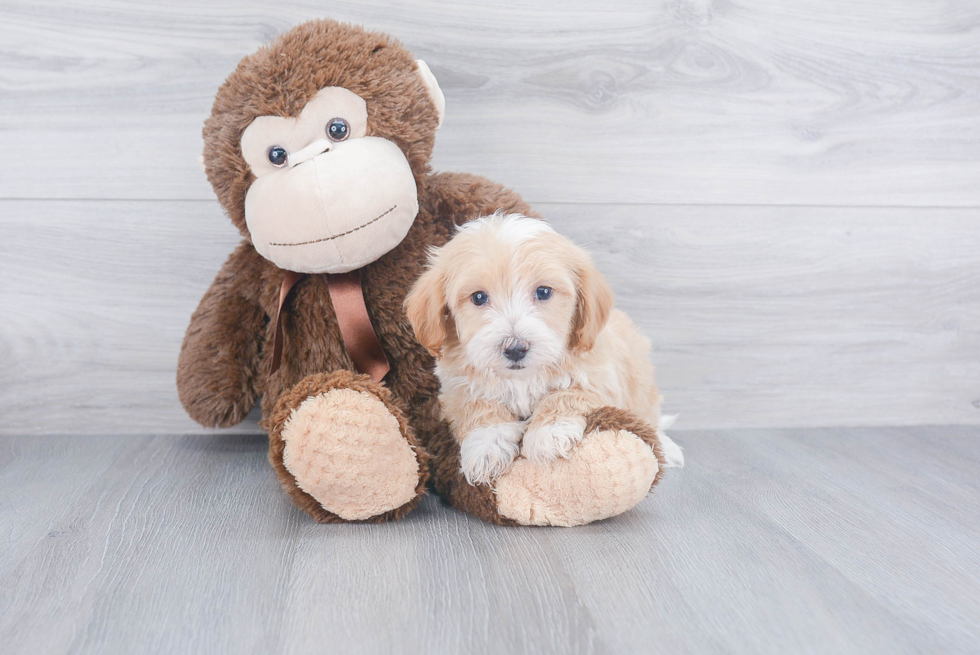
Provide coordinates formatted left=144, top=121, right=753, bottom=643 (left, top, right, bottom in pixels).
left=535, top=286, right=553, bottom=301
left=471, top=291, right=489, bottom=306
left=327, top=118, right=350, bottom=142
left=268, top=146, right=288, bottom=168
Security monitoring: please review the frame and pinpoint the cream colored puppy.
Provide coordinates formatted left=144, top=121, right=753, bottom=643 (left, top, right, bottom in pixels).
left=405, top=212, right=684, bottom=485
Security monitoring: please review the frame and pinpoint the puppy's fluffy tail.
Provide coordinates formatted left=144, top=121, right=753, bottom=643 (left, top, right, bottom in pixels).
left=657, top=414, right=685, bottom=468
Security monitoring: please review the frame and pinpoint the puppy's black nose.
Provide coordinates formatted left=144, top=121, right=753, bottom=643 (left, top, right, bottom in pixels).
left=503, top=340, right=529, bottom=362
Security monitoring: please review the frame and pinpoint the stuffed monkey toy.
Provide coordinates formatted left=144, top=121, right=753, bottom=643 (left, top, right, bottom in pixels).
left=177, top=19, right=666, bottom=526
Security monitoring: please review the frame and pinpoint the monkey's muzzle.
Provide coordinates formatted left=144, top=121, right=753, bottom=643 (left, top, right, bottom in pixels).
left=245, top=136, right=419, bottom=274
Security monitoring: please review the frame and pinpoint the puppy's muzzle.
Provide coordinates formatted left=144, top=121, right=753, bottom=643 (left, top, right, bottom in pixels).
left=503, top=338, right=530, bottom=363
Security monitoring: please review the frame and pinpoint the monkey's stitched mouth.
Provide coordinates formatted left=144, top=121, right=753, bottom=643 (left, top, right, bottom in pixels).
left=269, top=205, right=396, bottom=247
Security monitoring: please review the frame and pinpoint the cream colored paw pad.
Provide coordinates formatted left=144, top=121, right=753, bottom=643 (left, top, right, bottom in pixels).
left=494, top=429, right=659, bottom=527
left=281, top=388, right=419, bottom=521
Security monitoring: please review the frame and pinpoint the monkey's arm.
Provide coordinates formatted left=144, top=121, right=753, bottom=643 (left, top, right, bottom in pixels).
left=425, top=172, right=540, bottom=226
left=177, top=242, right=267, bottom=428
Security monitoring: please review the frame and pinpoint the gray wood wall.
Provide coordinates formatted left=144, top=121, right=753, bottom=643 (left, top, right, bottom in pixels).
left=1, top=0, right=978, bottom=435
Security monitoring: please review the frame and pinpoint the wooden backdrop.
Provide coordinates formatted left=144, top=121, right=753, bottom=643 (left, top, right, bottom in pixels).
left=1, top=0, right=978, bottom=435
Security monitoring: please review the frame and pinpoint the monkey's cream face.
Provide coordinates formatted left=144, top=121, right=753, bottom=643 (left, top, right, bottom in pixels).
left=240, top=87, right=420, bottom=274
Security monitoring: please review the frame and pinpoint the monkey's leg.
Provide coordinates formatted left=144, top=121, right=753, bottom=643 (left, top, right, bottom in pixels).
left=267, top=371, right=428, bottom=523
left=430, top=407, right=665, bottom=527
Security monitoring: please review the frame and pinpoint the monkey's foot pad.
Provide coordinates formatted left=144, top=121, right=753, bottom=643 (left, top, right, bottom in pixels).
left=493, top=428, right=660, bottom=527
left=281, top=388, right=420, bottom=521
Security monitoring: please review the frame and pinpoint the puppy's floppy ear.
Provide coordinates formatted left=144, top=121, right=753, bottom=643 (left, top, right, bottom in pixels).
left=569, top=252, right=615, bottom=353
left=404, top=263, right=452, bottom=357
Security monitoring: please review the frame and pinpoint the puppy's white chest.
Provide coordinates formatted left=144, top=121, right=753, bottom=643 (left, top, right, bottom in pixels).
left=486, top=374, right=571, bottom=420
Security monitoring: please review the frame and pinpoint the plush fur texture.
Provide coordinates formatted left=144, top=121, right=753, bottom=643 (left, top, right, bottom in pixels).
left=202, top=21, right=441, bottom=237
left=280, top=387, right=420, bottom=521
left=495, top=430, right=658, bottom=526
left=493, top=407, right=668, bottom=527
left=178, top=19, right=670, bottom=526
left=495, top=407, right=666, bottom=527
left=268, top=371, right=426, bottom=523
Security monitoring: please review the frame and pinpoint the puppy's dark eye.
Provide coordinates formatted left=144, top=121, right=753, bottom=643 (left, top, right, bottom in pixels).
left=471, top=291, right=489, bottom=306
left=535, top=286, right=553, bottom=301
left=326, top=118, right=350, bottom=142
left=268, top=146, right=288, bottom=168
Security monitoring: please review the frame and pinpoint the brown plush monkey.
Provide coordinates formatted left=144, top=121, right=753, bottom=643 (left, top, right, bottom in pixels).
left=177, top=19, right=666, bottom=526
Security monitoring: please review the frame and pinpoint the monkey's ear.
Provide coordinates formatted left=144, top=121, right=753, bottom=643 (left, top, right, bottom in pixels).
left=415, top=60, right=446, bottom=129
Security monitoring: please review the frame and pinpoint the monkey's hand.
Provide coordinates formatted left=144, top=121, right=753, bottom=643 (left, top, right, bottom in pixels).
left=177, top=243, right=266, bottom=428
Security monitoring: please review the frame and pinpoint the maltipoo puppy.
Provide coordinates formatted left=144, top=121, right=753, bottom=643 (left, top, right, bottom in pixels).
left=405, top=212, right=684, bottom=485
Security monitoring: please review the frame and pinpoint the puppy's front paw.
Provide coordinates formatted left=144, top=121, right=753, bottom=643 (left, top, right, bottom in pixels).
left=522, top=417, right=587, bottom=462
left=460, top=422, right=525, bottom=485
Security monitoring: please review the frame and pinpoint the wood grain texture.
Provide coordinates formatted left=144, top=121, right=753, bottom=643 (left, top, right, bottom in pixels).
left=2, top=199, right=978, bottom=435
left=1, top=0, right=978, bottom=205
left=1, top=426, right=978, bottom=654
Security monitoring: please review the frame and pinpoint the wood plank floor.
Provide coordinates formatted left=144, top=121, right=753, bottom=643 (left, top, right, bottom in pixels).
left=2, top=426, right=977, bottom=654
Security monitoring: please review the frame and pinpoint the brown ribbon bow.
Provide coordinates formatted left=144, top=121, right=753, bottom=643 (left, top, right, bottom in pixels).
left=269, top=270, right=391, bottom=382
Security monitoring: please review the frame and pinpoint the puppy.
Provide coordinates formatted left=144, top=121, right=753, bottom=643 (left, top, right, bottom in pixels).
left=405, top=212, right=684, bottom=485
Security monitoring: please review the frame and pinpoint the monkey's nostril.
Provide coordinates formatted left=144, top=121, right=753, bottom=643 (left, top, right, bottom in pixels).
left=503, top=340, right=529, bottom=362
